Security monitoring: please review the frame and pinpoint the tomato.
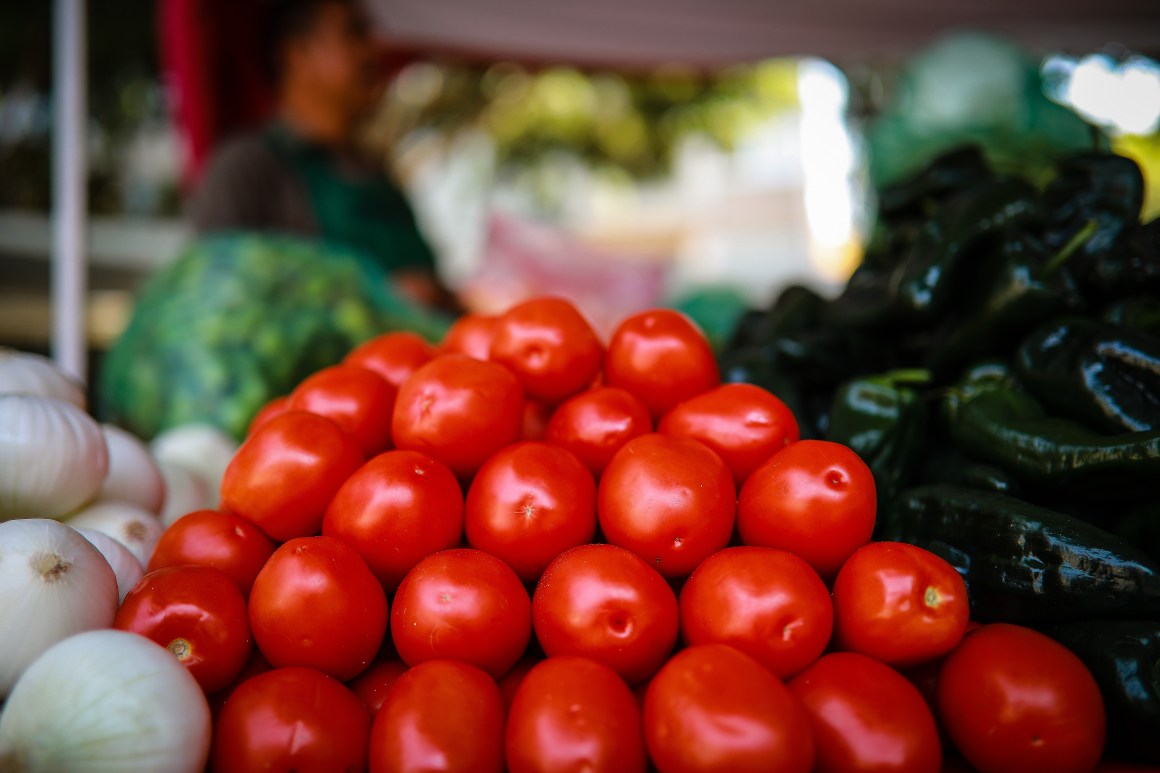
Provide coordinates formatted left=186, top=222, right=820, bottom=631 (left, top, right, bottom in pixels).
left=221, top=411, right=364, bottom=542
left=521, top=399, right=551, bottom=441
left=441, top=313, right=499, bottom=360
left=391, top=548, right=532, bottom=677
left=533, top=543, right=678, bottom=684
left=788, top=652, right=942, bottom=773
left=597, top=434, right=735, bottom=579
left=832, top=541, right=969, bottom=667
left=211, top=667, right=371, bottom=773
left=658, top=383, right=799, bottom=485
left=737, top=439, right=876, bottom=580
left=247, top=396, right=289, bottom=437
left=644, top=644, right=814, bottom=773
left=287, top=364, right=397, bottom=456
left=348, top=657, right=408, bottom=715
left=249, top=536, right=388, bottom=681
left=506, top=656, right=646, bottom=773
left=322, top=450, right=464, bottom=591
left=369, top=659, right=505, bottom=773
left=345, top=330, right=435, bottom=387
left=209, top=648, right=271, bottom=716
left=679, top=546, right=832, bottom=679
left=544, top=386, right=652, bottom=477
left=604, top=309, right=718, bottom=418
left=465, top=442, right=596, bottom=582
left=392, top=354, right=524, bottom=479
left=148, top=509, right=275, bottom=595
left=114, top=565, right=252, bottom=693
left=937, top=624, right=1106, bottom=773
left=498, top=655, right=542, bottom=712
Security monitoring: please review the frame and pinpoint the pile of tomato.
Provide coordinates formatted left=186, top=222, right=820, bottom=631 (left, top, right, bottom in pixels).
left=120, top=297, right=1109, bottom=773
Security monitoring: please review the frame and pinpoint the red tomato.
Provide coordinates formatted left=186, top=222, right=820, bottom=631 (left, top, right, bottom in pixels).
left=392, top=354, right=524, bottom=479
left=209, top=648, right=271, bottom=716
left=604, top=309, right=718, bottom=418
left=249, top=536, right=388, bottom=681
left=832, top=541, right=970, bottom=667
left=679, top=546, right=832, bottom=679
left=369, top=659, right=505, bottom=773
left=544, top=386, right=652, bottom=477
left=322, top=450, right=464, bottom=591
left=644, top=644, right=815, bottom=773
left=789, top=652, right=942, bottom=773
left=441, top=313, right=499, bottom=360
left=533, top=543, right=678, bottom=684
left=288, top=364, right=397, bottom=456
left=221, top=411, right=364, bottom=541
left=148, top=509, right=275, bottom=595
left=247, top=396, right=289, bottom=437
left=348, top=657, right=408, bottom=715
left=489, top=297, right=604, bottom=404
left=465, top=442, right=596, bottom=582
left=506, top=656, right=646, bottom=773
left=211, top=667, right=371, bottom=773
left=521, top=399, right=551, bottom=441
left=498, top=655, right=542, bottom=712
left=598, top=434, right=735, bottom=579
left=345, top=331, right=435, bottom=387
left=937, top=624, right=1106, bottom=773
left=114, top=565, right=252, bottom=693
left=391, top=548, right=532, bottom=677
left=737, top=439, right=876, bottom=580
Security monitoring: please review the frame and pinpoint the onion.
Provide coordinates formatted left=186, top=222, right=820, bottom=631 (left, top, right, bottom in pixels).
left=157, top=460, right=215, bottom=529
left=73, top=527, right=145, bottom=602
left=0, top=348, right=86, bottom=409
left=0, top=396, right=109, bottom=521
left=66, top=502, right=163, bottom=568
left=151, top=424, right=237, bottom=500
left=0, top=629, right=211, bottom=772
left=96, top=424, right=166, bottom=515
left=0, top=519, right=118, bottom=696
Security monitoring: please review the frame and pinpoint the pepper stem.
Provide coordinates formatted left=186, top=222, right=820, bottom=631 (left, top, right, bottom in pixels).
left=1043, top=219, right=1099, bottom=276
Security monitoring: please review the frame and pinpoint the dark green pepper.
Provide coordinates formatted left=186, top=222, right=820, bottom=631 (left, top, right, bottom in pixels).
left=718, top=346, right=825, bottom=439
left=876, top=145, right=993, bottom=219
left=1104, top=294, right=1160, bottom=338
left=823, top=263, right=898, bottom=329
left=1044, top=152, right=1145, bottom=261
left=727, top=285, right=824, bottom=351
left=919, top=444, right=1023, bottom=497
left=1082, top=218, right=1160, bottom=301
left=1114, top=502, right=1160, bottom=564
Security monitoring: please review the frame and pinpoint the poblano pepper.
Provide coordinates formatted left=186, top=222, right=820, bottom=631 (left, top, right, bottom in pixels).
left=1044, top=152, right=1145, bottom=261
left=1082, top=218, right=1160, bottom=300
left=1104, top=294, right=1160, bottom=338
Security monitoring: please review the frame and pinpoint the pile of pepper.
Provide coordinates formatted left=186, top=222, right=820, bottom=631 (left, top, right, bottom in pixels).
left=720, top=146, right=1160, bottom=764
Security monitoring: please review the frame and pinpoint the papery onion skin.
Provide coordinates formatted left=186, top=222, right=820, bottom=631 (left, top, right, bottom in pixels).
left=157, top=461, right=215, bottom=529
left=151, top=424, right=237, bottom=498
left=73, top=526, right=145, bottom=603
left=97, top=425, right=166, bottom=515
left=66, top=502, right=164, bottom=568
left=0, top=348, right=86, bottom=409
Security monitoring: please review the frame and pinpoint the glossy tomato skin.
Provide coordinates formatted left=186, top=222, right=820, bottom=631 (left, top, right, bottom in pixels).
left=789, top=652, right=942, bottom=773
left=391, top=548, right=532, bottom=677
left=221, top=411, right=364, bottom=541
left=247, top=396, right=289, bottom=436
left=737, top=439, right=876, bottom=580
left=249, top=536, right=388, bottom=681
left=598, top=434, right=735, bottom=579
left=833, top=541, right=970, bottom=667
left=369, top=659, right=505, bottom=773
left=506, top=656, right=646, bottom=773
left=937, top=624, right=1106, bottom=773
left=288, top=364, right=397, bottom=456
left=679, top=546, right=832, bottom=679
left=604, top=309, right=718, bottom=418
left=148, top=509, right=275, bottom=595
left=441, top=313, right=499, bottom=360
left=644, top=644, right=815, bottom=773
left=544, top=386, right=652, bottom=477
left=114, top=565, right=252, bottom=693
left=533, top=544, right=679, bottom=684
left=348, top=657, right=408, bottom=715
left=211, top=667, right=371, bottom=773
left=465, top=442, right=596, bottom=582
left=498, top=655, right=542, bottom=712
left=322, top=450, right=464, bottom=590
left=345, top=330, right=435, bottom=387
left=392, top=354, right=524, bottom=479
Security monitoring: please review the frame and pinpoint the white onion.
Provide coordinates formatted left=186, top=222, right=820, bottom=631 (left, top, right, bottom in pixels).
left=66, top=502, right=164, bottom=568
left=150, top=424, right=237, bottom=499
left=97, top=424, right=166, bottom=515
left=0, top=348, right=86, bottom=409
left=0, top=629, right=211, bottom=772
left=0, top=519, right=118, bottom=696
left=73, top=527, right=145, bottom=602
left=157, top=460, right=215, bottom=529
left=0, top=396, right=109, bottom=520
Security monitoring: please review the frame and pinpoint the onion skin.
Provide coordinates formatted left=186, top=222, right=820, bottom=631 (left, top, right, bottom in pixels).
left=151, top=424, right=237, bottom=497
left=0, top=348, right=86, bottom=409
left=73, top=526, right=145, bottom=603
left=157, top=461, right=215, bottom=529
left=66, top=502, right=164, bottom=568
left=97, top=425, right=166, bottom=515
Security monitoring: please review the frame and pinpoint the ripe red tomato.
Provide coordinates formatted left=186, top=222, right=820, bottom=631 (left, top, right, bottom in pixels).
left=498, top=655, right=542, bottom=712
left=789, top=652, right=942, bottom=773
left=533, top=543, right=678, bottom=684
left=345, top=330, right=435, bottom=387
left=521, top=399, right=551, bottom=441
left=644, top=644, right=814, bottom=773
left=221, top=411, right=364, bottom=541
left=506, top=656, right=646, bottom=773
left=392, top=354, right=524, bottom=479
left=598, top=434, right=735, bottom=579
left=737, top=439, right=876, bottom=580
left=287, top=364, right=397, bottom=456
left=465, top=442, right=596, bottom=582
left=391, top=548, right=532, bottom=677
left=658, top=383, right=799, bottom=485
left=211, top=667, right=371, bottom=773
left=937, top=624, right=1106, bottom=773
left=209, top=648, right=271, bottom=716
left=348, top=657, right=408, bottom=715
left=679, top=546, right=832, bottom=679
left=544, top=386, right=652, bottom=477
left=604, top=309, right=718, bottom=418
left=247, top=396, right=289, bottom=437
left=249, top=536, right=388, bottom=681
left=441, top=313, right=499, bottom=360
left=322, top=450, right=464, bottom=591
left=114, top=565, right=252, bottom=693
left=148, top=509, right=275, bottom=595
left=832, top=541, right=970, bottom=667
left=489, top=297, right=603, bottom=404
left=369, top=659, right=505, bottom=773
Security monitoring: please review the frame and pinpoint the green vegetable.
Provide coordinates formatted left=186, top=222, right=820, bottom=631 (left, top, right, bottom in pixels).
left=1044, top=153, right=1145, bottom=262
left=1103, top=295, right=1160, bottom=338
left=728, top=285, right=824, bottom=351
left=918, top=444, right=1023, bottom=496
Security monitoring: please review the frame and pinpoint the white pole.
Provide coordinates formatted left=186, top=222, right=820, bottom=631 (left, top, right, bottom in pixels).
left=51, top=0, right=87, bottom=382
